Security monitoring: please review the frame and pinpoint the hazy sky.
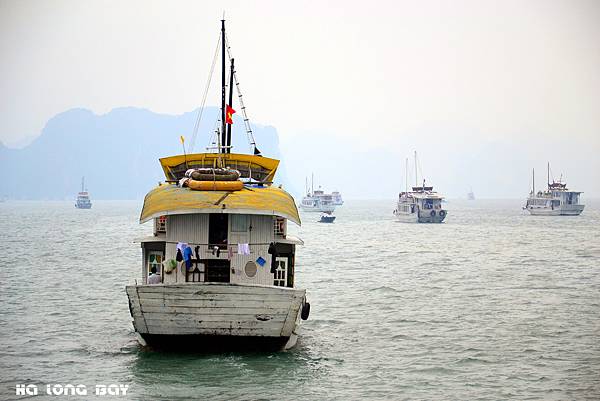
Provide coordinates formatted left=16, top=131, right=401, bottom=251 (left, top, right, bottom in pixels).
left=1, top=0, right=599, bottom=198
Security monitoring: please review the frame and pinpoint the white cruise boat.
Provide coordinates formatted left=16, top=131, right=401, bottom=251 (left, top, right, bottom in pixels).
left=393, top=154, right=447, bottom=223
left=394, top=185, right=447, bottom=223
left=75, top=177, right=92, bottom=209
left=524, top=164, right=584, bottom=216
left=300, top=175, right=336, bottom=213
left=332, top=191, right=344, bottom=205
left=125, top=20, right=309, bottom=351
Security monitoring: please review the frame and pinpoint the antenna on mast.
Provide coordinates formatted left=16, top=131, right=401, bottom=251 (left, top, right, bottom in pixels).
left=405, top=158, right=408, bottom=194
left=414, top=151, right=418, bottom=188
left=220, top=19, right=226, bottom=154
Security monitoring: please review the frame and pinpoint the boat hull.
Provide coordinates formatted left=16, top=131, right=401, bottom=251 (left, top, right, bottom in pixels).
left=526, top=204, right=584, bottom=216
left=394, top=210, right=447, bottom=223
left=125, top=283, right=305, bottom=350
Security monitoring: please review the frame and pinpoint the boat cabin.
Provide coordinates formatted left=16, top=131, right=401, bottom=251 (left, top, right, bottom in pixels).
left=137, top=153, right=302, bottom=289
left=139, top=212, right=301, bottom=288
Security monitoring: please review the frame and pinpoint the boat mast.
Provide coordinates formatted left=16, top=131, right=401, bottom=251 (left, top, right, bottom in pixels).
left=405, top=158, right=408, bottom=194
left=81, top=176, right=84, bottom=192
left=532, top=168, right=535, bottom=194
left=414, top=151, right=418, bottom=188
left=311, top=173, right=314, bottom=196
left=547, top=161, right=550, bottom=189
left=220, top=19, right=226, bottom=154
left=226, top=58, right=235, bottom=153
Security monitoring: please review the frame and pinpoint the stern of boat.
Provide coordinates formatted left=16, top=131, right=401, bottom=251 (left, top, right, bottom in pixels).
left=125, top=283, right=306, bottom=350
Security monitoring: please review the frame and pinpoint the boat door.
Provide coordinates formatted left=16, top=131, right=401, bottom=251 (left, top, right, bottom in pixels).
left=273, top=257, right=287, bottom=287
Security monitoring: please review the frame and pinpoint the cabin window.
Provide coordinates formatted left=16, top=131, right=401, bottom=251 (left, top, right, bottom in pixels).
left=147, top=251, right=163, bottom=277
left=209, top=214, right=228, bottom=249
left=273, top=257, right=287, bottom=287
left=154, top=216, right=167, bottom=234
left=231, top=214, right=249, bottom=232
left=274, top=217, right=286, bottom=236
left=244, top=261, right=258, bottom=278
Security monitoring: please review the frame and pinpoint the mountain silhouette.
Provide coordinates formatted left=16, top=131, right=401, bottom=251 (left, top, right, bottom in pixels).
left=0, top=107, right=294, bottom=200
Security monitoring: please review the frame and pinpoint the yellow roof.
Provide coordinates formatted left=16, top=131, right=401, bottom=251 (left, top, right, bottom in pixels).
left=139, top=184, right=301, bottom=225
left=159, top=153, right=279, bottom=183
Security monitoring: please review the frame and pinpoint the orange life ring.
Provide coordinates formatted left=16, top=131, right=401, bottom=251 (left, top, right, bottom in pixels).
left=186, top=179, right=244, bottom=191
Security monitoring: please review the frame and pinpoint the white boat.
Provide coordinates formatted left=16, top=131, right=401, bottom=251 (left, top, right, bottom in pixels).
left=467, top=189, right=475, bottom=200
left=393, top=153, right=447, bottom=223
left=75, top=177, right=92, bottom=209
left=300, top=174, right=336, bottom=213
left=524, top=163, right=584, bottom=216
left=125, top=20, right=310, bottom=351
left=332, top=191, right=344, bottom=205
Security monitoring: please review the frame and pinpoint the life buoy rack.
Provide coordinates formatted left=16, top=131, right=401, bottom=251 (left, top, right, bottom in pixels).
left=439, top=210, right=446, bottom=217
left=181, top=168, right=244, bottom=191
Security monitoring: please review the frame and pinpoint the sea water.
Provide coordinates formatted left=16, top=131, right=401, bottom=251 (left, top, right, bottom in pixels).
left=0, top=200, right=599, bottom=400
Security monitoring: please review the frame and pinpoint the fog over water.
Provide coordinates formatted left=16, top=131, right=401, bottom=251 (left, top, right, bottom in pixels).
left=1, top=0, right=599, bottom=198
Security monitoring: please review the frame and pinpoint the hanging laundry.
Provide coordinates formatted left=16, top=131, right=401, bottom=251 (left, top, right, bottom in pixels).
left=227, top=246, right=233, bottom=261
left=238, top=243, right=250, bottom=255
left=256, top=256, right=266, bottom=267
left=183, top=246, right=193, bottom=269
left=177, top=242, right=188, bottom=262
left=176, top=249, right=183, bottom=262
left=268, top=242, right=278, bottom=273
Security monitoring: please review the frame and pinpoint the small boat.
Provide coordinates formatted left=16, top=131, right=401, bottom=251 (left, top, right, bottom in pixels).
left=300, top=174, right=336, bottom=213
left=125, top=20, right=310, bottom=351
left=319, top=213, right=336, bottom=223
left=467, top=189, right=475, bottom=200
left=524, top=163, right=584, bottom=216
left=75, top=177, right=92, bottom=209
left=393, top=152, right=447, bottom=223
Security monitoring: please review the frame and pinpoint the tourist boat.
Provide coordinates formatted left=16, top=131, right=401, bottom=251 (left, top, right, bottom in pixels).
left=319, top=212, right=336, bottom=223
left=125, top=20, right=310, bottom=351
left=75, top=177, right=92, bottom=209
left=393, top=153, right=447, bottom=223
left=524, top=163, right=584, bottom=216
left=300, top=174, right=336, bottom=213
left=467, top=189, right=475, bottom=200
left=332, top=191, right=344, bottom=205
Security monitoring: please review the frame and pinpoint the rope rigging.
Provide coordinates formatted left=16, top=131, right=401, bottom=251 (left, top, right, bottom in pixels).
left=190, top=27, right=261, bottom=156
left=189, top=33, right=221, bottom=153
left=225, top=33, right=260, bottom=155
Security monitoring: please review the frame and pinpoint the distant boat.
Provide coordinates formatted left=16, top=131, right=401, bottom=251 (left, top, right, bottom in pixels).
left=331, top=191, right=344, bottom=206
left=467, top=189, right=475, bottom=200
left=319, top=212, right=336, bottom=223
left=393, top=152, right=447, bottom=223
left=75, top=177, right=92, bottom=209
left=524, top=163, right=584, bottom=216
left=300, top=174, right=336, bottom=213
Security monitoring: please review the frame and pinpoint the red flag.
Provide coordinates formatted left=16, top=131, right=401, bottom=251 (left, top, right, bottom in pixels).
left=225, top=104, right=236, bottom=124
